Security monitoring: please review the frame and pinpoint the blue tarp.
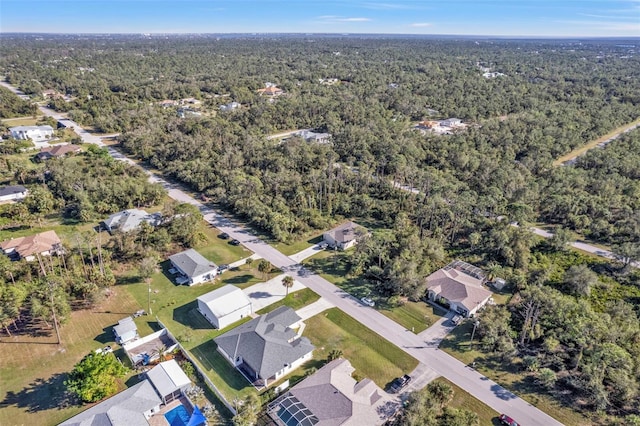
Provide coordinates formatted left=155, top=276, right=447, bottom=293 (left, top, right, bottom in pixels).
left=186, top=405, right=206, bottom=426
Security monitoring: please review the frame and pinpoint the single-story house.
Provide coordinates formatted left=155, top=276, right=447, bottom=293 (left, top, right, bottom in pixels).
left=292, top=129, right=331, bottom=144
left=425, top=260, right=492, bottom=318
left=219, top=101, right=241, bottom=112
left=169, top=248, right=218, bottom=285
left=0, top=185, right=28, bottom=202
left=214, top=306, right=315, bottom=388
left=440, top=118, right=463, bottom=127
left=0, top=230, right=63, bottom=261
left=9, top=125, right=54, bottom=142
left=323, top=221, right=361, bottom=250
left=101, top=209, right=162, bottom=233
left=257, top=84, right=284, bottom=97
left=113, top=316, right=139, bottom=344
left=146, top=359, right=192, bottom=404
left=122, top=328, right=178, bottom=366
left=59, top=379, right=162, bottom=426
left=197, top=284, right=252, bottom=329
left=268, top=358, right=392, bottom=426
left=34, top=144, right=81, bottom=161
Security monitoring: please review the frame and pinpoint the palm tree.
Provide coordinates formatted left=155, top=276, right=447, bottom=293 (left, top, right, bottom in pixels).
left=282, top=275, right=294, bottom=297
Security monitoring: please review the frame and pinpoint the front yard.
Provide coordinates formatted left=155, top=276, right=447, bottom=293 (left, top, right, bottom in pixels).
left=380, top=300, right=448, bottom=334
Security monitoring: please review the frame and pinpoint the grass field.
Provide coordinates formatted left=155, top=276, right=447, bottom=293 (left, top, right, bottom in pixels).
left=194, top=224, right=252, bottom=265
left=256, top=288, right=320, bottom=314
left=304, top=249, right=374, bottom=298
left=304, top=308, right=418, bottom=388
left=433, top=377, right=502, bottom=425
left=0, top=287, right=144, bottom=426
left=273, top=232, right=324, bottom=256
left=440, top=322, right=592, bottom=426
left=380, top=301, right=447, bottom=333
left=1, top=116, right=41, bottom=126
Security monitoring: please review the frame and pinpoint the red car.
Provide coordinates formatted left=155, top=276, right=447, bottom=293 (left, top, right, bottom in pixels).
left=499, top=414, right=520, bottom=426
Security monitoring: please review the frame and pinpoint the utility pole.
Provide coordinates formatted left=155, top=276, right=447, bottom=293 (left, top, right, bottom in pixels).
left=470, top=318, right=480, bottom=344
left=148, top=278, right=152, bottom=315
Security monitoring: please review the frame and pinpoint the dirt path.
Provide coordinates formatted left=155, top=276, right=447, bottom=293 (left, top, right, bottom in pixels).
left=554, top=117, right=640, bottom=166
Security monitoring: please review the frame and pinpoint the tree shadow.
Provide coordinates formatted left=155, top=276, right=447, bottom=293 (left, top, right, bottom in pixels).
left=224, top=274, right=254, bottom=285
left=0, top=373, right=78, bottom=413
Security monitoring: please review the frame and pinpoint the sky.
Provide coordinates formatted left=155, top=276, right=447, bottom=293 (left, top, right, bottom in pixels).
left=1, top=0, right=639, bottom=37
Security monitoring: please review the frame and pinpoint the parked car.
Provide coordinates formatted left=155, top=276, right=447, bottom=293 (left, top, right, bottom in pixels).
left=219, top=232, right=230, bottom=240
left=229, top=239, right=241, bottom=246
left=360, top=297, right=375, bottom=307
left=451, top=314, right=463, bottom=325
left=389, top=374, right=412, bottom=393
left=219, top=264, right=229, bottom=272
left=95, top=345, right=113, bottom=355
left=499, top=414, right=519, bottom=426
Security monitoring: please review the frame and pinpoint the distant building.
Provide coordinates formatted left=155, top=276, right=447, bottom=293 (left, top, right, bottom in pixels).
left=101, top=209, right=162, bottom=234
left=439, top=118, right=463, bottom=128
left=268, top=358, right=393, bottom=426
left=219, top=101, right=241, bottom=112
left=34, top=144, right=81, bottom=161
left=10, top=125, right=54, bottom=142
left=292, top=129, right=331, bottom=144
left=197, top=284, right=252, bottom=329
left=0, top=185, right=28, bottom=203
left=323, top=221, right=361, bottom=250
left=257, top=84, right=284, bottom=97
left=169, top=248, right=218, bottom=285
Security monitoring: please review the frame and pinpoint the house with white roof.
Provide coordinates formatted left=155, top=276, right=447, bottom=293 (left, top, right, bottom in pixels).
left=268, top=358, right=394, bottom=426
left=197, top=284, right=252, bottom=329
left=425, top=260, right=492, bottom=317
left=113, top=316, right=139, bottom=344
left=9, top=125, right=54, bottom=142
left=101, top=209, right=162, bottom=234
left=169, top=248, right=218, bottom=285
left=146, top=359, right=192, bottom=404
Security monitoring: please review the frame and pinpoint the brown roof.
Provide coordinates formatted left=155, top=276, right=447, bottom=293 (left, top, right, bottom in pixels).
left=326, top=221, right=359, bottom=244
left=1, top=230, right=62, bottom=257
left=39, top=144, right=81, bottom=157
left=257, top=86, right=284, bottom=96
left=426, top=263, right=492, bottom=311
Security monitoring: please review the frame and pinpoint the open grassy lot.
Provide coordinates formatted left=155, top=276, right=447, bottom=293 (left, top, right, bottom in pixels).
left=273, top=232, right=324, bottom=256
left=304, top=249, right=374, bottom=298
left=256, top=288, right=320, bottom=314
left=433, top=377, right=502, bottom=425
left=304, top=308, right=418, bottom=388
left=380, top=300, right=448, bottom=333
left=440, top=322, right=592, bottom=426
left=195, top=224, right=251, bottom=265
left=1, top=116, right=42, bottom=126
left=0, top=287, right=143, bottom=426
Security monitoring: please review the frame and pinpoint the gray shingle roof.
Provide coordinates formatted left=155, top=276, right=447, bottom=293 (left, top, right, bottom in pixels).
left=102, top=209, right=161, bottom=233
left=169, top=248, right=217, bottom=278
left=59, top=380, right=161, bottom=426
left=113, top=317, right=137, bottom=338
left=214, top=306, right=314, bottom=380
left=0, top=185, right=28, bottom=198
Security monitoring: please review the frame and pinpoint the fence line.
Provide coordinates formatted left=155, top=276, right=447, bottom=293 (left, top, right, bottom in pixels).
left=156, top=317, right=237, bottom=416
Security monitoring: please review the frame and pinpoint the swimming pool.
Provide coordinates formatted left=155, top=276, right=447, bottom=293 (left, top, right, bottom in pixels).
left=164, top=404, right=190, bottom=426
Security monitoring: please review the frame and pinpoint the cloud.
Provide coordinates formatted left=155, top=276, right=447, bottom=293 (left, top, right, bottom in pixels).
left=410, top=22, right=432, bottom=27
left=316, top=15, right=372, bottom=23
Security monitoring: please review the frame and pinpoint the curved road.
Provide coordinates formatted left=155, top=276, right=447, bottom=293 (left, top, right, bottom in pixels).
left=9, top=81, right=562, bottom=425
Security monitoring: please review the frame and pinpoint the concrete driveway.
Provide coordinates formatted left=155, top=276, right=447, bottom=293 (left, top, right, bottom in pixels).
left=243, top=274, right=306, bottom=312
left=288, top=243, right=326, bottom=263
left=418, top=310, right=457, bottom=348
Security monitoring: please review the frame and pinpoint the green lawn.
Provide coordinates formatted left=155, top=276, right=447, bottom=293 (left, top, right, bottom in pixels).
left=0, top=287, right=146, bottom=426
left=194, top=224, right=251, bottom=265
left=380, top=301, right=448, bottom=333
left=304, top=308, right=418, bottom=388
left=256, top=288, right=320, bottom=314
left=433, top=377, right=502, bottom=425
left=440, top=322, right=592, bottom=426
left=273, top=232, right=324, bottom=256
left=1, top=116, right=41, bottom=126
left=304, top=249, right=374, bottom=298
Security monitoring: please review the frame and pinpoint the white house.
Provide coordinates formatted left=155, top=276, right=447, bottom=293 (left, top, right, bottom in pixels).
left=293, top=129, right=331, bottom=144
left=0, top=185, right=28, bottom=202
left=214, top=306, right=314, bottom=388
left=197, top=285, right=252, bottom=329
left=113, top=317, right=139, bottom=344
left=169, top=248, right=218, bottom=285
left=101, top=209, right=162, bottom=233
left=425, top=260, right=492, bottom=318
left=9, top=125, right=54, bottom=142
left=323, top=221, right=361, bottom=250
left=219, top=101, right=241, bottom=112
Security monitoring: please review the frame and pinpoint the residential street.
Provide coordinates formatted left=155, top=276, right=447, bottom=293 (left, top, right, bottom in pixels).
left=21, top=83, right=564, bottom=425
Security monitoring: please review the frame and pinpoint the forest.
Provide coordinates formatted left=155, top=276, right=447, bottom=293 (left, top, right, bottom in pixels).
left=1, top=34, right=639, bottom=423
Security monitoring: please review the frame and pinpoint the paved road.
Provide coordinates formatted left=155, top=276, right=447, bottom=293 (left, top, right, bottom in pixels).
left=21, top=81, right=562, bottom=425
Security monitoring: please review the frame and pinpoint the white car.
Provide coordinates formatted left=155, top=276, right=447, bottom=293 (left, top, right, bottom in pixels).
left=361, top=297, right=375, bottom=307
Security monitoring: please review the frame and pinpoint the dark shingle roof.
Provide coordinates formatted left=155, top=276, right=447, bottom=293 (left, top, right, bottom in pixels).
left=214, top=306, right=314, bottom=380
left=0, top=185, right=27, bottom=198
left=169, top=248, right=217, bottom=278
